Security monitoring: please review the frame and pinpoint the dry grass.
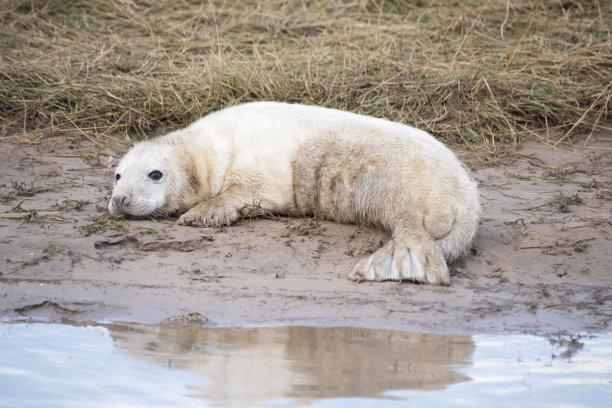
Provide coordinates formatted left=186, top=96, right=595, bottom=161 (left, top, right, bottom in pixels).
left=0, top=0, right=610, bottom=149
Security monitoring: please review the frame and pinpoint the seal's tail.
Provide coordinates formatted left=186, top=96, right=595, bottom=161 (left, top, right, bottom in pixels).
left=347, top=213, right=451, bottom=285
left=435, top=199, right=480, bottom=263
left=347, top=196, right=479, bottom=285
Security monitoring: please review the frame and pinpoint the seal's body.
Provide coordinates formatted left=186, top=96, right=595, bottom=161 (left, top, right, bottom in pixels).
left=109, top=102, right=479, bottom=285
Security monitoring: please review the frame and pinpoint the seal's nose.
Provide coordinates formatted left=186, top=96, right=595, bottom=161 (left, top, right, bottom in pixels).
left=115, top=195, right=127, bottom=206
left=109, top=194, right=128, bottom=214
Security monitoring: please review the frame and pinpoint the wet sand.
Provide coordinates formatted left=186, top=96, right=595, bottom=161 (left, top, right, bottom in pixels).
left=0, top=134, right=610, bottom=334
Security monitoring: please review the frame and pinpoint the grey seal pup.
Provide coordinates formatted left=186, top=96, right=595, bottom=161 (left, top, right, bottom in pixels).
left=109, top=102, right=480, bottom=285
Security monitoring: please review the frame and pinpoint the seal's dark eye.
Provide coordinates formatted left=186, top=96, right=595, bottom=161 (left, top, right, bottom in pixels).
left=115, top=173, right=121, bottom=181
left=148, top=170, right=163, bottom=181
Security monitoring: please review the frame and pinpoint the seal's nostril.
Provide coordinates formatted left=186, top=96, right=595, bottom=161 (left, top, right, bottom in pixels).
left=112, top=195, right=126, bottom=209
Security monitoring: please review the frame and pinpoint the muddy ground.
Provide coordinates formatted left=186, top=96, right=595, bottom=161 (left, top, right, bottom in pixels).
left=0, top=132, right=610, bottom=335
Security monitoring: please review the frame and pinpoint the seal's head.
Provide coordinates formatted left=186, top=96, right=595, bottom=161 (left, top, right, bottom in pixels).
left=108, top=139, right=199, bottom=217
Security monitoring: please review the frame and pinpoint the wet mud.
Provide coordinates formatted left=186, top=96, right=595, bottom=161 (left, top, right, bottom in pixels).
left=0, top=133, right=610, bottom=334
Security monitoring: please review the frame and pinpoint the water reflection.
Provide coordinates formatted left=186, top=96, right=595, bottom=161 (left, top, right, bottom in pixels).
left=109, top=324, right=474, bottom=404
left=1, top=322, right=610, bottom=408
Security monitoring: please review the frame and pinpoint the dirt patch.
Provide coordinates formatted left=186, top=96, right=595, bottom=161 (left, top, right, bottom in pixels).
left=0, top=134, right=610, bottom=335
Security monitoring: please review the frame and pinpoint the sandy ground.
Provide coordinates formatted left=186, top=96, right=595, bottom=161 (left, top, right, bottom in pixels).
left=0, top=133, right=610, bottom=335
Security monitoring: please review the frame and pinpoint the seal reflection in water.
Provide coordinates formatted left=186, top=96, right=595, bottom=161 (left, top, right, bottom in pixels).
left=109, top=102, right=480, bottom=285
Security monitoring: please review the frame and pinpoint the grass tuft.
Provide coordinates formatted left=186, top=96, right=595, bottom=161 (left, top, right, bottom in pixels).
left=0, top=0, right=610, bottom=147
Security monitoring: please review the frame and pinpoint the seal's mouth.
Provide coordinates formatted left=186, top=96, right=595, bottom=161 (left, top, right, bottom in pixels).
left=108, top=200, right=177, bottom=220
left=107, top=185, right=182, bottom=220
left=108, top=193, right=164, bottom=218
left=147, top=207, right=180, bottom=219
left=123, top=213, right=171, bottom=220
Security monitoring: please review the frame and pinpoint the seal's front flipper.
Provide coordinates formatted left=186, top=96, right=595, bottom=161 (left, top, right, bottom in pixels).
left=177, top=199, right=237, bottom=227
left=177, top=188, right=257, bottom=227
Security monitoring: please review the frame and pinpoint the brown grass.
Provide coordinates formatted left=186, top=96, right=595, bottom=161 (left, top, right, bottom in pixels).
left=0, top=0, right=610, bottom=149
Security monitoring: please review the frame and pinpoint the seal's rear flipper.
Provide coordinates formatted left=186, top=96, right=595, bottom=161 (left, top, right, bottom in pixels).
left=347, top=236, right=450, bottom=285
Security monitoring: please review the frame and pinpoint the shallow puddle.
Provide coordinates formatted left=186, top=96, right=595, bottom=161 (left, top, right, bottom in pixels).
left=0, top=322, right=610, bottom=407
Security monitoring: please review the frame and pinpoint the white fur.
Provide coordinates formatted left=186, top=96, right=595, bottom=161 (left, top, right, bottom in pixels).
left=110, top=102, right=480, bottom=285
